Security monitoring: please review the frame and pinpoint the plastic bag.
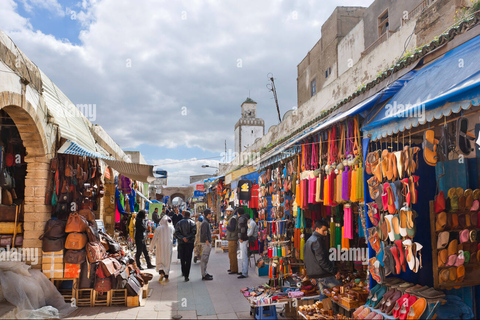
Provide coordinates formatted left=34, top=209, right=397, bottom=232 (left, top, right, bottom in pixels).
left=0, top=268, right=76, bottom=319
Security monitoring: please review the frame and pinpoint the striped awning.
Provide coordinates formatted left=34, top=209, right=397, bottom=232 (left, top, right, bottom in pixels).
left=58, top=140, right=157, bottom=183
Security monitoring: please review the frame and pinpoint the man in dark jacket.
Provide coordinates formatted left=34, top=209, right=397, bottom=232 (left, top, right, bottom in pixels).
left=200, top=209, right=213, bottom=281
left=135, top=210, right=155, bottom=270
left=226, top=206, right=239, bottom=275
left=304, top=220, right=341, bottom=298
left=237, top=208, right=249, bottom=279
left=151, top=207, right=160, bottom=227
left=174, top=210, right=196, bottom=282
left=172, top=207, right=184, bottom=246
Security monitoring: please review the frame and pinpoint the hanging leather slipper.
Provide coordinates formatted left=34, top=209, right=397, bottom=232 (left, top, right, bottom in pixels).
left=474, top=189, right=480, bottom=200
left=393, top=293, right=410, bottom=319
left=389, top=152, right=398, bottom=181
left=385, top=214, right=396, bottom=242
left=373, top=162, right=383, bottom=183
left=366, top=150, right=381, bottom=176
left=390, top=246, right=401, bottom=275
left=381, top=150, right=390, bottom=180
left=410, top=147, right=421, bottom=174
left=435, top=191, right=446, bottom=214
left=403, top=146, right=411, bottom=176
left=378, top=288, right=396, bottom=313
left=449, top=267, right=457, bottom=282
left=392, top=214, right=402, bottom=240
left=386, top=183, right=397, bottom=214
left=448, top=239, right=458, bottom=256
left=414, top=242, right=423, bottom=273
left=423, top=130, right=438, bottom=166
left=393, top=180, right=404, bottom=211
left=403, top=239, right=415, bottom=271
left=385, top=289, right=403, bottom=315
left=367, top=202, right=380, bottom=226
left=395, top=239, right=407, bottom=272
left=399, top=208, right=408, bottom=237
left=378, top=214, right=389, bottom=241
left=383, top=245, right=396, bottom=276
left=439, top=268, right=450, bottom=284
left=460, top=229, right=469, bottom=243
left=457, top=117, right=475, bottom=156
left=409, top=175, right=419, bottom=205
left=406, top=210, right=417, bottom=238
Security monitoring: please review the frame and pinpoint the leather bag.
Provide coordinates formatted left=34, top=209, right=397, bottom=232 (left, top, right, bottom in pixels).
left=42, top=237, right=65, bottom=252
left=94, top=276, right=112, bottom=293
left=112, top=267, right=128, bottom=289
left=0, top=234, right=23, bottom=247
left=126, top=275, right=142, bottom=297
left=99, top=231, right=121, bottom=253
left=87, top=225, right=98, bottom=242
left=79, top=209, right=95, bottom=224
left=86, top=242, right=106, bottom=263
left=65, top=212, right=88, bottom=233
left=0, top=222, right=22, bottom=234
left=65, top=232, right=88, bottom=250
left=79, top=261, right=97, bottom=289
left=100, top=257, right=121, bottom=277
left=65, top=249, right=87, bottom=264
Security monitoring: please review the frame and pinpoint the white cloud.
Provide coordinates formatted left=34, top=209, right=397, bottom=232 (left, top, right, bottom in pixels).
left=0, top=0, right=374, bottom=184
left=19, top=0, right=65, bottom=16
left=151, top=158, right=220, bottom=186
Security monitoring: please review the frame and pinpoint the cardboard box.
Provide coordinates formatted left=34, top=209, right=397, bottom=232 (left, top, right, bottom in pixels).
left=42, top=263, right=64, bottom=278
left=64, top=263, right=80, bottom=278
left=42, top=250, right=63, bottom=264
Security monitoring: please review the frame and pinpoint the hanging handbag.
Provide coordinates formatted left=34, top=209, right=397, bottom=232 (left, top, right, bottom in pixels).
left=99, top=231, right=122, bottom=253
left=65, top=232, right=88, bottom=250
left=86, top=242, right=107, bottom=263
left=126, top=274, right=142, bottom=297
left=42, top=237, right=65, bottom=252
left=40, top=219, right=67, bottom=240
left=65, top=249, right=87, bottom=264
left=94, top=276, right=112, bottom=293
left=79, top=209, right=95, bottom=224
left=65, top=212, right=88, bottom=233
left=0, top=168, right=13, bottom=189
left=0, top=204, right=21, bottom=222
left=87, top=225, right=99, bottom=242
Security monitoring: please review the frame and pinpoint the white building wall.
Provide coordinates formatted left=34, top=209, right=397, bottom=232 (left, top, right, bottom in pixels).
left=338, top=20, right=365, bottom=77
left=234, top=126, right=240, bottom=154
left=240, top=125, right=263, bottom=151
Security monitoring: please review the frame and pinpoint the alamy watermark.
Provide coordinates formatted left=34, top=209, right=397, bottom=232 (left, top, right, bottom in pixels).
left=76, top=104, right=97, bottom=121
left=0, top=246, right=39, bottom=265
left=385, top=102, right=425, bottom=123
left=221, top=149, right=261, bottom=166
left=329, top=246, right=368, bottom=265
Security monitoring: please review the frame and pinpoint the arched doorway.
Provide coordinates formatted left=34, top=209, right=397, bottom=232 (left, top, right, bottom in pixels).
left=0, top=92, right=51, bottom=267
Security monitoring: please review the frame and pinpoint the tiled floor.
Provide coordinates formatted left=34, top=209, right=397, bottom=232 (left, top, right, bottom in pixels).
left=66, top=246, right=267, bottom=319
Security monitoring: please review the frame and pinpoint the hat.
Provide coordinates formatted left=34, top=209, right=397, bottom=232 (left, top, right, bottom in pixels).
left=226, top=206, right=234, bottom=211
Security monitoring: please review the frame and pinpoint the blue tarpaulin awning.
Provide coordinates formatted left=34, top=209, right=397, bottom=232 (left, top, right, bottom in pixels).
left=363, top=34, right=480, bottom=140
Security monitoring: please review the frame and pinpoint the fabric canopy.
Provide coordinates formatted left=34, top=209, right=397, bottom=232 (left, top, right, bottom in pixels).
left=136, top=189, right=152, bottom=203
left=58, top=140, right=157, bottom=183
left=363, top=34, right=480, bottom=140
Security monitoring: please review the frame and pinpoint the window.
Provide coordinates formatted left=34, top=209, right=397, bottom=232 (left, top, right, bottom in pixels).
left=310, top=78, right=317, bottom=97
left=378, top=9, right=389, bottom=36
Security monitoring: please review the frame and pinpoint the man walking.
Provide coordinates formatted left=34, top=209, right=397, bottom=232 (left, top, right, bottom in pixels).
left=194, top=214, right=203, bottom=263
left=237, top=208, right=250, bottom=279
left=304, top=220, right=341, bottom=299
left=135, top=210, right=155, bottom=270
left=226, top=206, right=239, bottom=275
left=174, top=210, right=196, bottom=282
left=172, top=207, right=184, bottom=246
left=150, top=215, right=174, bottom=281
left=200, top=209, right=213, bottom=281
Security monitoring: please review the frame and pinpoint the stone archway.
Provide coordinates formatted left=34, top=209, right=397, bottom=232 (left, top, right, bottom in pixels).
left=170, top=193, right=186, bottom=205
left=0, top=92, right=52, bottom=268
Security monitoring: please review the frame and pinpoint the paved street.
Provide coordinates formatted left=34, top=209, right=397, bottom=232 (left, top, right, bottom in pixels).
left=66, top=247, right=266, bottom=319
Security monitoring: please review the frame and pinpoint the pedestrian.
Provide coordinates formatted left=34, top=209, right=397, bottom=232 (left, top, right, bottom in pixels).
left=174, top=210, right=196, bottom=282
left=200, top=209, right=213, bottom=281
left=150, top=215, right=174, bottom=282
left=194, top=214, right=203, bottom=263
left=135, top=210, right=155, bottom=270
left=151, top=207, right=161, bottom=228
left=237, top=208, right=250, bottom=279
left=247, top=214, right=258, bottom=258
left=172, top=207, right=184, bottom=246
left=225, top=206, right=239, bottom=275
left=303, top=219, right=341, bottom=299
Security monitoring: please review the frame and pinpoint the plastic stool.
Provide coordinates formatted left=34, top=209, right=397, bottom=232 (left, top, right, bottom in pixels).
left=254, top=305, right=277, bottom=320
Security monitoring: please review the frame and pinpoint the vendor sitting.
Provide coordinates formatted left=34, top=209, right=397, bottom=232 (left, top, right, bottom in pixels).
left=303, top=219, right=341, bottom=300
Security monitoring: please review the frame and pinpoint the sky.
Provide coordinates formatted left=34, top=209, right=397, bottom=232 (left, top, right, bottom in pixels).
left=0, top=0, right=374, bottom=185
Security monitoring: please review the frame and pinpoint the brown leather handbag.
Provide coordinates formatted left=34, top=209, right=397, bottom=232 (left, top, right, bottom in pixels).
left=65, top=249, right=87, bottom=264
left=42, top=237, right=65, bottom=252
left=126, top=275, right=142, bottom=297
left=100, top=257, right=121, bottom=277
left=65, top=232, right=88, bottom=250
left=86, top=242, right=106, bottom=263
left=65, top=212, right=88, bottom=233
left=79, top=209, right=95, bottom=224
left=94, top=276, right=112, bottom=293
left=40, top=219, right=67, bottom=239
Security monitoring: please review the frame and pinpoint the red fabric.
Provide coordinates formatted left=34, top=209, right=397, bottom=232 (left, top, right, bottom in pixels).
left=302, top=179, right=308, bottom=209
left=249, top=184, right=260, bottom=208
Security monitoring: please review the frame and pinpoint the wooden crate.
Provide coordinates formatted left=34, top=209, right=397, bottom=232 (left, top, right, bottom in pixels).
left=142, top=283, right=149, bottom=299
left=126, top=290, right=143, bottom=307
left=76, top=289, right=93, bottom=307
left=93, top=291, right=111, bottom=307
left=111, top=289, right=127, bottom=306
left=51, top=278, right=77, bottom=304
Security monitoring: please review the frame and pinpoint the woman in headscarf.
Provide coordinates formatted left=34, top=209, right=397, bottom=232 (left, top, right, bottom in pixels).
left=150, top=214, right=175, bottom=281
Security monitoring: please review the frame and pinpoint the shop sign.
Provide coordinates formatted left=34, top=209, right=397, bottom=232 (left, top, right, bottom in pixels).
left=196, top=185, right=205, bottom=191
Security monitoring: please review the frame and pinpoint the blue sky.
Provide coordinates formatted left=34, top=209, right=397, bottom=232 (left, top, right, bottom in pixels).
left=2, top=0, right=374, bottom=185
